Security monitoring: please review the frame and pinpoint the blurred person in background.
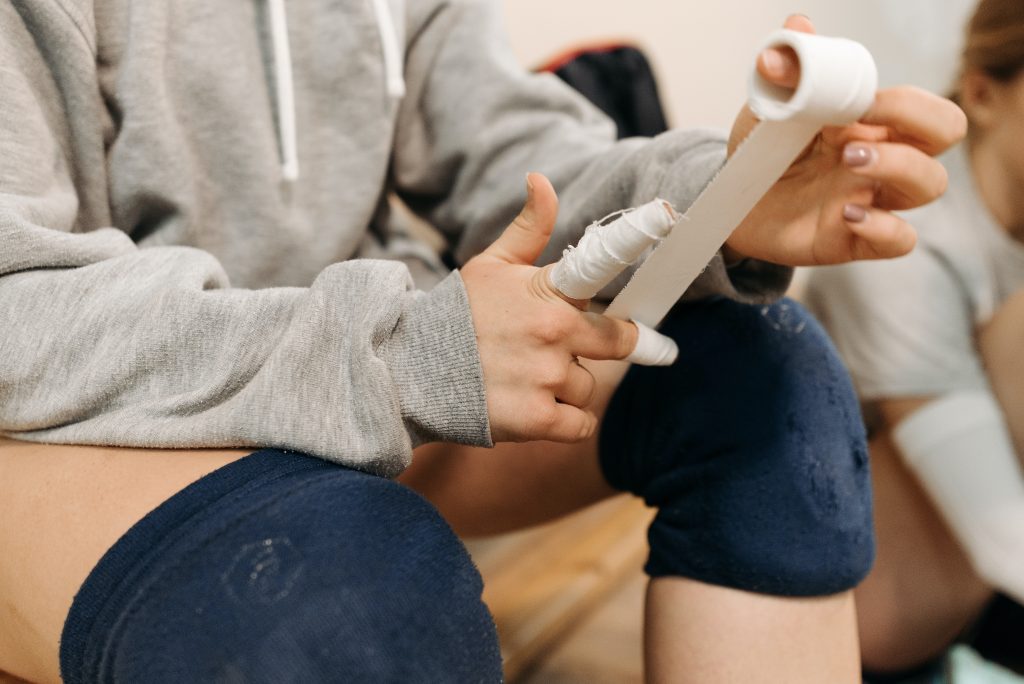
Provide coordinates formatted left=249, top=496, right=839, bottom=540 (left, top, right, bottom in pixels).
left=807, top=0, right=1024, bottom=680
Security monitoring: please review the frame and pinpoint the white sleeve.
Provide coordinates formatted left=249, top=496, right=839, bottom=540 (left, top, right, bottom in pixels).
left=805, top=248, right=987, bottom=402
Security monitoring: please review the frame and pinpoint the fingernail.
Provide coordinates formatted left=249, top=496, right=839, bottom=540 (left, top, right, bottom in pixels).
left=761, top=49, right=784, bottom=76
left=843, top=204, right=867, bottom=223
left=843, top=144, right=876, bottom=168
left=525, top=172, right=535, bottom=192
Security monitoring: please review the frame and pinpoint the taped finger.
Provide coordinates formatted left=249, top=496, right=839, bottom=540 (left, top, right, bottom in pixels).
left=549, top=199, right=679, bottom=301
left=625, top=320, right=679, bottom=366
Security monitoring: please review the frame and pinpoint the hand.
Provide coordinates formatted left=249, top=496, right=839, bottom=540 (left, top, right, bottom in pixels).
left=723, top=15, right=968, bottom=266
left=461, top=173, right=640, bottom=443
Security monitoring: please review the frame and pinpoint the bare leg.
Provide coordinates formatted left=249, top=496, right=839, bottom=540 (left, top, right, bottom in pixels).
left=853, top=293, right=1024, bottom=672
left=646, top=579, right=859, bottom=683
left=403, top=358, right=864, bottom=683
left=1, top=355, right=865, bottom=683
left=0, top=439, right=249, bottom=683
left=855, top=433, right=993, bottom=672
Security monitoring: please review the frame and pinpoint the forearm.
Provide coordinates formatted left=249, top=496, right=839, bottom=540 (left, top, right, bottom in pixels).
left=979, top=289, right=1024, bottom=460
left=2, top=243, right=490, bottom=476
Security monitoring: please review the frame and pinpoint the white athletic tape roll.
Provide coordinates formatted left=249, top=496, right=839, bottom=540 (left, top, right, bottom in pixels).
left=604, top=29, right=878, bottom=328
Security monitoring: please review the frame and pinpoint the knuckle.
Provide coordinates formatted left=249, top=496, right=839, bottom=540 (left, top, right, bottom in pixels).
left=536, top=359, right=568, bottom=389
left=580, top=374, right=597, bottom=407
left=511, top=212, right=535, bottom=233
left=900, top=223, right=918, bottom=253
left=615, top=321, right=638, bottom=358
left=533, top=308, right=575, bottom=344
left=575, top=413, right=596, bottom=441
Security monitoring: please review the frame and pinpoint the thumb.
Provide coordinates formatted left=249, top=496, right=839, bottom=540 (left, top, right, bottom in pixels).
left=783, top=13, right=815, bottom=33
left=484, top=172, right=559, bottom=265
left=755, top=15, right=814, bottom=91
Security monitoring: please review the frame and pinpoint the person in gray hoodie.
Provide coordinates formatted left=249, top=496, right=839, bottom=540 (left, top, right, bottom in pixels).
left=0, top=2, right=964, bottom=682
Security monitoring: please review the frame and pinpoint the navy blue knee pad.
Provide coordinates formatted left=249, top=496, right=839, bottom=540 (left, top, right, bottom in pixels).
left=61, top=449, right=502, bottom=683
left=600, top=297, right=874, bottom=596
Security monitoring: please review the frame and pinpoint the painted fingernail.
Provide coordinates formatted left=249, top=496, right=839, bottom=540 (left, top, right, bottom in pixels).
left=843, top=144, right=876, bottom=168
left=843, top=204, right=867, bottom=223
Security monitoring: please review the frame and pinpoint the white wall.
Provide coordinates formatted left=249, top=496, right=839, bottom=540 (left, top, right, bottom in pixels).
left=502, top=0, right=977, bottom=131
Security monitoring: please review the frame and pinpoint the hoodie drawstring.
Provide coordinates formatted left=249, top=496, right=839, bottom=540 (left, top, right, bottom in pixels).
left=267, top=0, right=299, bottom=182
left=264, top=0, right=406, bottom=182
left=370, top=0, right=406, bottom=99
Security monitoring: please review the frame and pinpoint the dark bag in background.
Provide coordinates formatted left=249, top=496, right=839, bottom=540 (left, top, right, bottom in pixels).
left=539, top=44, right=669, bottom=139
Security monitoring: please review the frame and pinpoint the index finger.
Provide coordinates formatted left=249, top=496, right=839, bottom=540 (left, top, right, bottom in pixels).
left=860, top=86, right=968, bottom=156
left=537, top=265, right=590, bottom=311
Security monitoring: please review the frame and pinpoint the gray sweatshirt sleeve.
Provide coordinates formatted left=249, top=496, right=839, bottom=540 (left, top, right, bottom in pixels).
left=393, top=0, right=792, bottom=303
left=0, top=5, right=490, bottom=477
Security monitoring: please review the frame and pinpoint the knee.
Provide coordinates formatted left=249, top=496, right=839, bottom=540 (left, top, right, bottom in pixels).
left=601, top=298, right=874, bottom=596
left=111, top=467, right=502, bottom=682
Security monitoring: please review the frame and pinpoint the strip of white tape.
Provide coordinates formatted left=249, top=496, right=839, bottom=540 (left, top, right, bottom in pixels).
left=604, top=29, right=878, bottom=328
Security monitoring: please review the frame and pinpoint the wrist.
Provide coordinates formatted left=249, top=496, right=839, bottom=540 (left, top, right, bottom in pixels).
left=721, top=242, right=748, bottom=267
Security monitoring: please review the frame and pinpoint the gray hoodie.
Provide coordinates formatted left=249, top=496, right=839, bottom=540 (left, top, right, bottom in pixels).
left=0, top=0, right=790, bottom=477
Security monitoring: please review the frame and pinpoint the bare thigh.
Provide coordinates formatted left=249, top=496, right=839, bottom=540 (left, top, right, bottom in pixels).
left=855, top=433, right=993, bottom=672
left=399, top=358, right=629, bottom=536
left=0, top=439, right=250, bottom=684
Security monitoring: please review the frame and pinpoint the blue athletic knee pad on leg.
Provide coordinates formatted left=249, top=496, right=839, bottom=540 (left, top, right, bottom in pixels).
left=61, top=450, right=502, bottom=683
left=600, top=298, right=874, bottom=596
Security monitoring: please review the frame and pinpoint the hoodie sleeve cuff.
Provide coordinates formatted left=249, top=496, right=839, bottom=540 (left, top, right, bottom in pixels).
left=681, top=253, right=794, bottom=304
left=383, top=270, right=493, bottom=448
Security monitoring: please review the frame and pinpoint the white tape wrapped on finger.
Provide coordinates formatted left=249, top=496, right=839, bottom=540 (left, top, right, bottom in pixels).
left=550, top=199, right=680, bottom=301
